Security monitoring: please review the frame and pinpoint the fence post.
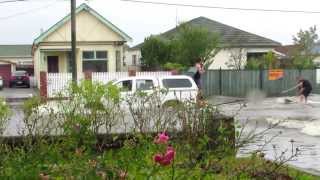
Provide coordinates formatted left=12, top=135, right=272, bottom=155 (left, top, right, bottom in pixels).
left=128, top=69, right=136, bottom=77
left=219, top=67, right=222, bottom=95
left=40, top=71, right=47, bottom=99
left=84, top=71, right=92, bottom=81
left=259, top=68, right=264, bottom=90
left=171, top=69, right=179, bottom=75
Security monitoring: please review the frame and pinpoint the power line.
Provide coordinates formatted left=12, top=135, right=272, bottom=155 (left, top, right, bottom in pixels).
left=0, top=1, right=58, bottom=20
left=120, top=0, right=320, bottom=14
left=0, top=0, right=28, bottom=4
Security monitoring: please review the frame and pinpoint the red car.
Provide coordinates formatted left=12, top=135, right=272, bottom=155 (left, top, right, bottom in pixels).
left=9, top=71, right=30, bottom=88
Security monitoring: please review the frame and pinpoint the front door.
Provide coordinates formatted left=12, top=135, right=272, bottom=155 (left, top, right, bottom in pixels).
left=47, top=56, right=59, bottom=73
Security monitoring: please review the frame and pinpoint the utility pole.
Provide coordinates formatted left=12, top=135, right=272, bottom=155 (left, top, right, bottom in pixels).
left=71, top=0, right=77, bottom=82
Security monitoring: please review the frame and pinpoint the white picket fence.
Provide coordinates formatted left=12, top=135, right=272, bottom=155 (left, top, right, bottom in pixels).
left=136, top=71, right=171, bottom=77
left=92, top=72, right=128, bottom=84
left=47, top=71, right=172, bottom=97
left=47, top=73, right=72, bottom=98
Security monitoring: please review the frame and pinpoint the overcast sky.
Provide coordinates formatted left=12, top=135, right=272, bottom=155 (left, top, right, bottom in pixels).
left=0, top=0, right=320, bottom=46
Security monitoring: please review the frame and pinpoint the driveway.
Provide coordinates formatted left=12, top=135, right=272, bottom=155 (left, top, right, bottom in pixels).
left=0, top=88, right=38, bottom=100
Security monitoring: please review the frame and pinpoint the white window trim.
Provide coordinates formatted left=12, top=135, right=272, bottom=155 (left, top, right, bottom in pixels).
left=82, top=51, right=108, bottom=61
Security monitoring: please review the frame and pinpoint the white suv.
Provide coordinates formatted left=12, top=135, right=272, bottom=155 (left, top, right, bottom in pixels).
left=113, top=75, right=198, bottom=104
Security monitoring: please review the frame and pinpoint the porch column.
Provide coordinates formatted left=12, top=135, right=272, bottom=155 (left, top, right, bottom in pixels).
left=108, top=50, right=116, bottom=72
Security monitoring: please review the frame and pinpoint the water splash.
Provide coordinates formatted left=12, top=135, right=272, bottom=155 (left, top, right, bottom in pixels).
left=246, top=89, right=266, bottom=105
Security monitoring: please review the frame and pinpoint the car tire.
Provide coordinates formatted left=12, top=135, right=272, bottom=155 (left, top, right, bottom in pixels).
left=26, top=84, right=30, bottom=88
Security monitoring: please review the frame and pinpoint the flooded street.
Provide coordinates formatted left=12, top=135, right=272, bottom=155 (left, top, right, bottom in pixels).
left=4, top=94, right=320, bottom=175
left=209, top=94, right=320, bottom=175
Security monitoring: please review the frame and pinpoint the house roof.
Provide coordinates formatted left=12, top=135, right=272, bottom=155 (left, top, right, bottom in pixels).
left=33, top=3, right=132, bottom=44
left=0, top=45, right=32, bottom=57
left=274, top=45, right=299, bottom=57
left=274, top=43, right=320, bottom=57
left=131, top=16, right=281, bottom=49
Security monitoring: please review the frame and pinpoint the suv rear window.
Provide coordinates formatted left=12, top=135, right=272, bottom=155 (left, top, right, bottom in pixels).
left=136, top=79, right=154, bottom=90
left=115, top=80, right=132, bottom=92
left=162, top=78, right=192, bottom=88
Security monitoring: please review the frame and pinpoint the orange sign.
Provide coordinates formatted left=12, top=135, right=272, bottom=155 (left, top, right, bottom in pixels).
left=268, top=69, right=284, bottom=80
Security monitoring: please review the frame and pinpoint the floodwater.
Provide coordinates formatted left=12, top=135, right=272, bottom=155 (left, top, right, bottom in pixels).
left=209, top=94, right=320, bottom=175
left=4, top=94, right=320, bottom=175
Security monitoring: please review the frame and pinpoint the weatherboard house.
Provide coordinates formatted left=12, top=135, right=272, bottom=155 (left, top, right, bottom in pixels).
left=127, top=16, right=281, bottom=70
left=32, top=3, right=132, bottom=88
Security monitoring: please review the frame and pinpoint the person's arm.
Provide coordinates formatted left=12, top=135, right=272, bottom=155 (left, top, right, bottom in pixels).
left=199, top=63, right=205, bottom=74
left=281, top=83, right=301, bottom=93
left=297, top=82, right=304, bottom=94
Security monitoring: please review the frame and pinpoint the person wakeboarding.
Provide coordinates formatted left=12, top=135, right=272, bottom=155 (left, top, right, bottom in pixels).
left=297, top=77, right=312, bottom=104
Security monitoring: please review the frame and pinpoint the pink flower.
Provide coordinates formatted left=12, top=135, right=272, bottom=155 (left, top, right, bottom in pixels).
left=154, top=132, right=169, bottom=144
left=154, top=154, right=163, bottom=162
left=153, top=146, right=176, bottom=166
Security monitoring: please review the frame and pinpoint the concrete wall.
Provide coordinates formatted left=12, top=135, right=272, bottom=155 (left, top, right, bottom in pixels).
left=208, top=47, right=275, bottom=69
left=124, top=49, right=141, bottom=71
left=314, top=56, right=320, bottom=67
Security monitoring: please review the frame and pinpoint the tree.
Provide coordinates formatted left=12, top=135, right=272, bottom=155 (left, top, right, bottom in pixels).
left=245, top=51, right=278, bottom=70
left=140, top=36, right=171, bottom=70
left=245, top=58, right=261, bottom=70
left=263, top=51, right=277, bottom=69
left=140, top=24, right=220, bottom=70
left=172, top=23, right=220, bottom=68
left=225, top=48, right=246, bottom=70
left=292, top=26, right=318, bottom=69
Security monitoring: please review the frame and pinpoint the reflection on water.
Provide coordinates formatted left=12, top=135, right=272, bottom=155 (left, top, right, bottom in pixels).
left=213, top=95, right=320, bottom=175
left=238, top=125, right=320, bottom=175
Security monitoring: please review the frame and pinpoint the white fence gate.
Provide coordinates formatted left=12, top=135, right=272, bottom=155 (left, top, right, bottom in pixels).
left=47, top=73, right=72, bottom=98
left=47, top=71, right=172, bottom=97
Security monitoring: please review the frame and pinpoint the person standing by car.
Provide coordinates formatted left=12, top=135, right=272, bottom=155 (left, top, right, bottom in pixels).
left=193, top=58, right=205, bottom=100
left=193, top=58, right=205, bottom=89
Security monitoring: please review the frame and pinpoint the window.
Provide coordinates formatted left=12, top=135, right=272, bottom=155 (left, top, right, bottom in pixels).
left=136, top=79, right=154, bottom=90
left=247, top=52, right=266, bottom=61
left=82, top=51, right=108, bottom=72
left=115, top=80, right=132, bottom=92
left=96, top=51, right=107, bottom=59
left=82, top=51, right=108, bottom=60
left=83, top=51, right=95, bottom=60
left=162, top=79, right=192, bottom=88
left=132, top=55, right=137, bottom=65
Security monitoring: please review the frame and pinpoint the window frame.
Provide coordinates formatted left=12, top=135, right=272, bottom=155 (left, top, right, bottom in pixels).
left=115, top=80, right=133, bottom=92
left=82, top=50, right=108, bottom=61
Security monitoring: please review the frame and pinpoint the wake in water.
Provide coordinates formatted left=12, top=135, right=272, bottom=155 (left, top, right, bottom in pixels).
left=266, top=117, right=320, bottom=137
